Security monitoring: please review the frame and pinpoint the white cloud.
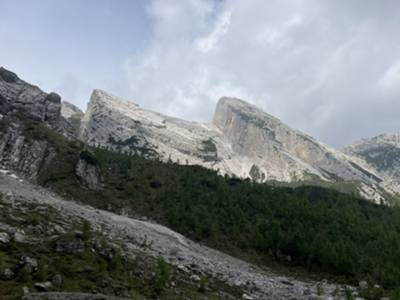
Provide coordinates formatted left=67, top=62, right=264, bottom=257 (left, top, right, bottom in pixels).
left=379, top=60, right=400, bottom=90
left=196, top=10, right=232, bottom=52
left=125, top=0, right=400, bottom=147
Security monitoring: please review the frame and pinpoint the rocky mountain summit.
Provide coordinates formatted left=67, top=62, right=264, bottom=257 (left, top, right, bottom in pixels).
left=0, top=67, right=61, bottom=129
left=79, top=89, right=391, bottom=202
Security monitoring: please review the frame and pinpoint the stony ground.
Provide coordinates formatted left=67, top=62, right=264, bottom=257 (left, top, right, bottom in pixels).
left=0, top=170, right=357, bottom=300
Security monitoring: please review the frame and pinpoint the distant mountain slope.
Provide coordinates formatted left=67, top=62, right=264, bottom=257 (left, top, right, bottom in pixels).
left=80, top=89, right=388, bottom=202
left=343, top=134, right=400, bottom=194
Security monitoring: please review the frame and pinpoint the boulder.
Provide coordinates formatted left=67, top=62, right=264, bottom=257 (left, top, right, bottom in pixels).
left=22, top=286, right=30, bottom=295
left=359, top=281, right=368, bottom=289
left=34, top=281, right=53, bottom=291
left=55, top=239, right=85, bottom=254
left=0, top=232, right=10, bottom=243
left=1, top=268, right=15, bottom=280
left=190, top=274, right=201, bottom=282
left=14, top=231, right=26, bottom=243
left=52, top=274, right=63, bottom=287
left=20, top=255, right=38, bottom=273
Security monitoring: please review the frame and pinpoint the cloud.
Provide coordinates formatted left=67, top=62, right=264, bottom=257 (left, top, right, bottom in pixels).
left=125, top=0, right=400, bottom=147
left=379, top=60, right=400, bottom=91
left=196, top=10, right=232, bottom=52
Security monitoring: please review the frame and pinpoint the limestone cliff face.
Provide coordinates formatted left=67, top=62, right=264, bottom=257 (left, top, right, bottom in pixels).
left=79, top=91, right=385, bottom=197
left=213, top=97, right=383, bottom=184
left=80, top=90, right=240, bottom=175
left=343, top=134, right=400, bottom=194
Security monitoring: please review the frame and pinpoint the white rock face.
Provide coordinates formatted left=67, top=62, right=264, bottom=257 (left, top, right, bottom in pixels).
left=212, top=97, right=383, bottom=184
left=80, top=90, right=244, bottom=177
left=79, top=90, right=389, bottom=200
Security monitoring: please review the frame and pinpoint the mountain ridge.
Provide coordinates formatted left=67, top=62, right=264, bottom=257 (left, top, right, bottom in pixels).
left=77, top=88, right=393, bottom=203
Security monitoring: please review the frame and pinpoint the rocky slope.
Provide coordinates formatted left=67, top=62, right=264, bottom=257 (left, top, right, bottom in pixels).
left=343, top=134, right=400, bottom=195
left=80, top=90, right=389, bottom=202
left=0, top=169, right=354, bottom=300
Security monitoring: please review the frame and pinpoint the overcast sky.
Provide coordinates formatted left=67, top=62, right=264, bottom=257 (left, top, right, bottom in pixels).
left=1, top=0, right=400, bottom=147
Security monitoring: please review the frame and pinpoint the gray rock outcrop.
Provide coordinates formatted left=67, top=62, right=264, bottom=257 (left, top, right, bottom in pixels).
left=0, top=67, right=62, bottom=179
left=75, top=157, right=102, bottom=190
left=0, top=67, right=61, bottom=128
left=343, top=134, right=400, bottom=195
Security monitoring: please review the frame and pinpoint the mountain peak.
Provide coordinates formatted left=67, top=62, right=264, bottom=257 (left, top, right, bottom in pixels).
left=89, top=89, right=139, bottom=112
left=213, top=96, right=279, bottom=130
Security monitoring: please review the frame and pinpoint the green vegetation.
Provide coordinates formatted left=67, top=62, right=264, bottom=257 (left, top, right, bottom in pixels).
left=153, top=257, right=172, bottom=294
left=2, top=117, right=400, bottom=296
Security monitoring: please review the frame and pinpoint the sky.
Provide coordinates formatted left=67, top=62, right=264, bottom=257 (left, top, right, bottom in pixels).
left=1, top=0, right=400, bottom=147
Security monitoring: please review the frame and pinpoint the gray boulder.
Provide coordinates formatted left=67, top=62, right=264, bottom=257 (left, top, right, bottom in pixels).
left=1, top=268, right=15, bottom=280
left=34, top=281, right=53, bottom=291
left=55, top=239, right=85, bottom=254
left=20, top=255, right=38, bottom=273
left=0, top=232, right=10, bottom=243
left=52, top=274, right=63, bottom=287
